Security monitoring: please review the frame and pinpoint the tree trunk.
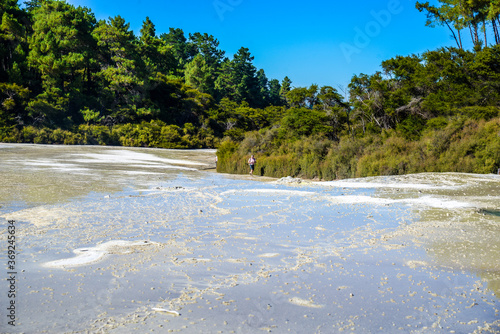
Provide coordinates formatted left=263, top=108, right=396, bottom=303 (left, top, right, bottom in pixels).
left=494, top=19, right=500, bottom=45
left=444, top=21, right=461, bottom=49
left=474, top=23, right=480, bottom=46
left=484, top=21, right=487, bottom=47
left=469, top=24, right=476, bottom=45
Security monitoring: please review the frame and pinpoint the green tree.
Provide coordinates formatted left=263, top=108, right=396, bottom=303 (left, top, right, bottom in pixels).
left=349, top=73, right=384, bottom=134
left=0, top=0, right=27, bottom=83
left=268, top=79, right=283, bottom=106
left=185, top=32, right=225, bottom=97
left=93, top=15, right=146, bottom=122
left=469, top=44, right=500, bottom=104
left=256, top=68, right=270, bottom=107
left=215, top=47, right=260, bottom=106
left=23, top=0, right=43, bottom=13
left=139, top=17, right=175, bottom=75
left=316, top=85, right=351, bottom=140
left=27, top=0, right=97, bottom=127
left=0, top=82, right=29, bottom=128
left=140, top=16, right=155, bottom=45
left=416, top=1, right=464, bottom=49
left=280, top=76, right=292, bottom=102
left=416, top=0, right=500, bottom=49
left=185, top=54, right=216, bottom=95
left=280, top=107, right=333, bottom=139
left=28, top=1, right=95, bottom=90
left=286, top=84, right=319, bottom=108
left=188, top=32, right=225, bottom=67
left=487, top=0, right=500, bottom=44
left=160, top=28, right=196, bottom=72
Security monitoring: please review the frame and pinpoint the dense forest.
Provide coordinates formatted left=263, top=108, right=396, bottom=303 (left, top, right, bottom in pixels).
left=1, top=0, right=500, bottom=179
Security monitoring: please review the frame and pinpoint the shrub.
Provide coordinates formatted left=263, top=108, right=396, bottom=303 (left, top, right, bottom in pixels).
left=79, top=124, right=115, bottom=145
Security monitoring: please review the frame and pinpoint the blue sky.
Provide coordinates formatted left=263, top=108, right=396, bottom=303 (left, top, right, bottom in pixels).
left=65, top=0, right=463, bottom=91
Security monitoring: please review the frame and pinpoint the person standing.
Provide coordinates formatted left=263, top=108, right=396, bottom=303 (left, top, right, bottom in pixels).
left=248, top=155, right=256, bottom=176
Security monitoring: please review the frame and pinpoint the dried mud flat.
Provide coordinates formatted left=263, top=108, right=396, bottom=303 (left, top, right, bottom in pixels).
left=0, top=144, right=499, bottom=333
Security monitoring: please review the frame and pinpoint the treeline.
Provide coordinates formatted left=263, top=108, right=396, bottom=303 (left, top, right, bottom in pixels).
left=218, top=45, right=500, bottom=179
left=416, top=0, right=500, bottom=49
left=216, top=1, right=500, bottom=179
left=2, top=0, right=500, bottom=179
left=0, top=0, right=290, bottom=147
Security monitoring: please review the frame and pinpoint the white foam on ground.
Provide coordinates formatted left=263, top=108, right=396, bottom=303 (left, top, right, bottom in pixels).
left=324, top=195, right=394, bottom=205
left=314, top=172, right=500, bottom=190
left=136, top=186, right=192, bottom=193
left=121, top=171, right=164, bottom=175
left=220, top=189, right=318, bottom=197
left=18, top=160, right=90, bottom=172
left=71, top=150, right=206, bottom=166
left=221, top=188, right=472, bottom=210
left=403, top=196, right=471, bottom=209
left=126, top=164, right=198, bottom=171
left=2, top=207, right=81, bottom=227
left=314, top=180, right=440, bottom=190
left=323, top=194, right=471, bottom=209
left=43, top=240, right=158, bottom=268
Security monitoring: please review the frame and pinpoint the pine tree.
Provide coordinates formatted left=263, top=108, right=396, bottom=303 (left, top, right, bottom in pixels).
left=280, top=76, right=292, bottom=104
left=160, top=28, right=196, bottom=72
left=268, top=79, right=282, bottom=106
left=27, top=0, right=97, bottom=127
left=185, top=53, right=216, bottom=95
left=93, top=15, right=146, bottom=122
left=215, top=47, right=260, bottom=106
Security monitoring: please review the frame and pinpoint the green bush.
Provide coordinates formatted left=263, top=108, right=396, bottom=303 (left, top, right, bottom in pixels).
left=216, top=115, right=500, bottom=180
left=258, top=154, right=300, bottom=178
left=459, top=106, right=499, bottom=120
left=78, top=124, right=115, bottom=145
left=0, top=126, right=19, bottom=142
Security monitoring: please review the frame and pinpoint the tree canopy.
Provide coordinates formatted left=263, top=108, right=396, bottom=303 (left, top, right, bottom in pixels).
left=1, top=0, right=500, bottom=179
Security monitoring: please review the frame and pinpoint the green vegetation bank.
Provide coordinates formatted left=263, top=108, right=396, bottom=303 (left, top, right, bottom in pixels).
left=1, top=0, right=500, bottom=179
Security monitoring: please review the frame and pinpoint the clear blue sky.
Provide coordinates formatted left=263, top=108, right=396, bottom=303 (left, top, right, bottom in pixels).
left=65, top=0, right=464, bottom=92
